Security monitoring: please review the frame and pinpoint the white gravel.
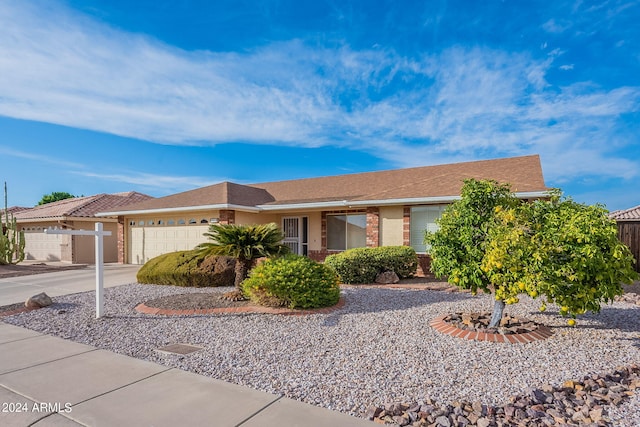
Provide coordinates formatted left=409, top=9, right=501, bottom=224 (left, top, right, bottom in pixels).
left=3, top=283, right=640, bottom=423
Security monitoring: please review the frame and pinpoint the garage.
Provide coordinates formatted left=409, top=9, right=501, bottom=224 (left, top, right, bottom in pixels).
left=128, top=222, right=210, bottom=264
left=22, top=226, right=64, bottom=261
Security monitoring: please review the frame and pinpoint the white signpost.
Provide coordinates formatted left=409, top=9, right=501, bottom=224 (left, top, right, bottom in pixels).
left=44, top=223, right=112, bottom=318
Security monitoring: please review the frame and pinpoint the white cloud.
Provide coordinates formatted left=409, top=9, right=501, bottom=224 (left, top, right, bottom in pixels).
left=72, top=171, right=221, bottom=194
left=0, top=0, right=638, bottom=186
left=0, top=146, right=85, bottom=170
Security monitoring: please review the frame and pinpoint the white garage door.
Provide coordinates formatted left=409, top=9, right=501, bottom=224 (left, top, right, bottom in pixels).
left=128, top=225, right=210, bottom=264
left=23, top=228, right=63, bottom=261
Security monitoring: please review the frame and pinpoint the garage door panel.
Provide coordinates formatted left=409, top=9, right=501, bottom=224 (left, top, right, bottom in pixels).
left=23, top=230, right=63, bottom=261
left=128, top=225, right=209, bottom=264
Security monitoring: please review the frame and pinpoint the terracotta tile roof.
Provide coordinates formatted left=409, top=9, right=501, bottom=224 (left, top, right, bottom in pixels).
left=14, top=192, right=153, bottom=220
left=100, top=155, right=548, bottom=214
left=1, top=206, right=30, bottom=217
left=609, top=205, right=640, bottom=221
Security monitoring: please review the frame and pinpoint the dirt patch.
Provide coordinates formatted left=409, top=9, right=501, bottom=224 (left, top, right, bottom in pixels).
left=0, top=263, right=87, bottom=279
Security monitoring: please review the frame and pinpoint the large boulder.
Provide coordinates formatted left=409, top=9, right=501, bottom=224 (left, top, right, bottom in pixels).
left=375, top=270, right=400, bottom=284
left=25, top=292, right=53, bottom=308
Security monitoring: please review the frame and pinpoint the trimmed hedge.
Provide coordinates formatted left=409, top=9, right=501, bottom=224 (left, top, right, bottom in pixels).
left=324, top=246, right=418, bottom=284
left=242, top=255, right=340, bottom=309
left=136, top=250, right=235, bottom=287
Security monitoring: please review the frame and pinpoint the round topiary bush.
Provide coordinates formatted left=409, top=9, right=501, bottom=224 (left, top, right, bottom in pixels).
left=136, top=250, right=236, bottom=287
left=241, top=254, right=340, bottom=309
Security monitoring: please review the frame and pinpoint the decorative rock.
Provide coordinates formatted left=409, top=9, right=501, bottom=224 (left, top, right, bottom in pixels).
left=371, top=365, right=640, bottom=426
left=375, top=270, right=399, bottom=284
left=25, top=292, right=53, bottom=308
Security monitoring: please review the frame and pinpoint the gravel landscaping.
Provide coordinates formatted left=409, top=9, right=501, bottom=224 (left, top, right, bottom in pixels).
left=2, top=282, right=640, bottom=426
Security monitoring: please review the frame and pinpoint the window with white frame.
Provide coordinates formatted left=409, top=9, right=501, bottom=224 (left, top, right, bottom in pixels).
left=326, top=213, right=366, bottom=251
left=410, top=205, right=447, bottom=253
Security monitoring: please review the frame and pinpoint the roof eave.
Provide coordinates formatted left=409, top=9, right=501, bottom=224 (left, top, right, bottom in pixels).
left=13, top=216, right=118, bottom=223
left=96, top=204, right=261, bottom=217
left=258, top=191, right=550, bottom=211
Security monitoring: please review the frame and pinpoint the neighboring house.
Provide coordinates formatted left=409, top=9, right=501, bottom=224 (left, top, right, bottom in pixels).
left=1, top=206, right=30, bottom=235
left=610, top=205, right=640, bottom=273
left=12, top=192, right=152, bottom=264
left=98, top=155, right=548, bottom=265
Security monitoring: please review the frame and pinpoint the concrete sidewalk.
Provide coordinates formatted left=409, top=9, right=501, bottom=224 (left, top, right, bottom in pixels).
left=0, top=323, right=372, bottom=427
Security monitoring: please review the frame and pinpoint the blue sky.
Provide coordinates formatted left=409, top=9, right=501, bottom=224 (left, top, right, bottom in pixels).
left=1, top=0, right=638, bottom=210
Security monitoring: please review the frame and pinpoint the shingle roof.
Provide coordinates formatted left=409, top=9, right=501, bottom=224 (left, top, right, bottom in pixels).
left=13, top=192, right=153, bottom=220
left=609, top=205, right=640, bottom=221
left=99, top=155, right=548, bottom=214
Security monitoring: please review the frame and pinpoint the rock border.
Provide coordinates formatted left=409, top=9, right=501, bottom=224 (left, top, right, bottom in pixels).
left=135, top=297, right=345, bottom=316
left=430, top=315, right=553, bottom=343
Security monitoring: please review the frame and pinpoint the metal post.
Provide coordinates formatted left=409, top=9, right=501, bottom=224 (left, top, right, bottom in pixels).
left=95, top=222, right=104, bottom=318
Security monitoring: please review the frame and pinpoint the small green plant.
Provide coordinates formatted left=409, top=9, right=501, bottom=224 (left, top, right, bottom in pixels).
left=242, top=255, right=340, bottom=309
left=1, top=182, right=25, bottom=265
left=324, top=246, right=418, bottom=284
left=137, top=250, right=235, bottom=287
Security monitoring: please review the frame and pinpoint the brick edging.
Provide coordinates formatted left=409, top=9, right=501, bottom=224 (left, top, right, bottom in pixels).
left=429, top=315, right=553, bottom=344
left=0, top=306, right=39, bottom=318
left=135, top=297, right=346, bottom=316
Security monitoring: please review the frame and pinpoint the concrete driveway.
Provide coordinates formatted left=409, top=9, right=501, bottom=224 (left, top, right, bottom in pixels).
left=0, top=264, right=141, bottom=307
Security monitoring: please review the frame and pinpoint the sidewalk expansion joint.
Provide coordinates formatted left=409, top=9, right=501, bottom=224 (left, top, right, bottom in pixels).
left=0, top=348, right=98, bottom=377
left=234, top=394, right=285, bottom=426
left=70, top=367, right=173, bottom=407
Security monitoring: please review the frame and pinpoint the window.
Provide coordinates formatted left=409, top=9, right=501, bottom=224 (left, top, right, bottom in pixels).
left=410, top=205, right=447, bottom=253
left=147, top=220, right=155, bottom=226
left=167, top=219, right=175, bottom=225
left=188, top=218, right=197, bottom=224
left=327, top=213, right=366, bottom=250
left=200, top=219, right=208, bottom=224
left=178, top=219, right=186, bottom=225
left=158, top=219, right=164, bottom=225
left=138, top=220, right=144, bottom=226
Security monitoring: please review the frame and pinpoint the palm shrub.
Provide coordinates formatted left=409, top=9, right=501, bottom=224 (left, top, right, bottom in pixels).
left=197, top=223, right=289, bottom=298
left=242, top=254, right=340, bottom=309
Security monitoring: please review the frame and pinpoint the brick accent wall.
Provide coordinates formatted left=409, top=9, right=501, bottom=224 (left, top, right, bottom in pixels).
left=308, top=250, right=342, bottom=262
left=219, top=210, right=235, bottom=224
left=366, top=207, right=380, bottom=247
left=403, top=206, right=411, bottom=246
left=117, top=216, right=125, bottom=264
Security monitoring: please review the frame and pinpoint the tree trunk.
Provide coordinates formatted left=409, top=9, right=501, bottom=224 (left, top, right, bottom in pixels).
left=488, top=299, right=505, bottom=327
left=234, top=257, right=258, bottom=294
left=234, top=258, right=249, bottom=291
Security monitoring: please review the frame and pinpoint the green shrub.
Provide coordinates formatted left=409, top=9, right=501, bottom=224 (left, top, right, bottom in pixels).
left=136, top=250, right=235, bottom=287
left=324, top=246, right=418, bottom=284
left=242, top=255, right=340, bottom=309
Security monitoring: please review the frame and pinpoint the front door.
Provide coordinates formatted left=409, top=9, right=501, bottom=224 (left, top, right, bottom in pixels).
left=282, top=217, right=308, bottom=255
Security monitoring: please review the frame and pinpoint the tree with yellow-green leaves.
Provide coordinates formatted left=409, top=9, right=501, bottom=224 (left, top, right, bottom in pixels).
left=426, top=179, right=638, bottom=327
